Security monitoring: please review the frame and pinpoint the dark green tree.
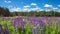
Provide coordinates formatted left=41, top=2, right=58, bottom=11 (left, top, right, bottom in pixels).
left=0, top=6, right=10, bottom=17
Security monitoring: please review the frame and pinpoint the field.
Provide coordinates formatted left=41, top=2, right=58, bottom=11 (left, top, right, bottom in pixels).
left=0, top=16, right=60, bottom=34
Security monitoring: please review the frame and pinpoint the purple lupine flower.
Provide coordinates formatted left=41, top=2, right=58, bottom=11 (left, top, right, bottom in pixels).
left=0, top=25, right=4, bottom=34
left=38, top=20, right=44, bottom=27
left=15, top=24, right=18, bottom=31
left=55, top=23, right=58, bottom=34
left=5, top=17, right=11, bottom=20
left=29, top=17, right=38, bottom=22
left=32, top=27, right=34, bottom=34
left=41, top=17, right=49, bottom=23
left=52, top=17, right=58, bottom=21
left=0, top=30, right=4, bottom=34
left=18, top=20, right=24, bottom=26
left=42, top=26, right=44, bottom=34
left=21, top=24, right=24, bottom=31
left=5, top=24, right=9, bottom=34
left=12, top=19, right=17, bottom=26
left=15, top=17, right=25, bottom=31
left=1, top=17, right=5, bottom=21
left=29, top=17, right=40, bottom=26
left=17, top=17, right=23, bottom=21
left=0, top=25, right=2, bottom=31
left=36, top=26, right=38, bottom=34
left=56, top=23, right=58, bottom=29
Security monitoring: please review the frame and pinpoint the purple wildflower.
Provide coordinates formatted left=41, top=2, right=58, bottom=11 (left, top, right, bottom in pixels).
left=21, top=24, right=24, bottom=31
left=32, top=27, right=34, bottom=34
left=41, top=17, right=49, bottom=23
left=5, top=24, right=9, bottom=34
left=56, top=23, right=58, bottom=29
left=0, top=25, right=4, bottom=34
left=15, top=25, right=18, bottom=31
left=1, top=18, right=5, bottom=21
left=39, top=20, right=44, bottom=27
left=42, top=26, right=44, bottom=34
left=12, top=19, right=17, bottom=26
left=36, top=26, right=38, bottom=34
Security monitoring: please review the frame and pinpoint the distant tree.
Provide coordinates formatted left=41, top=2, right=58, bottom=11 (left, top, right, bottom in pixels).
left=0, top=6, right=10, bottom=17
left=39, top=11, right=46, bottom=16
left=3, top=8, right=10, bottom=16
left=9, top=9, right=60, bottom=17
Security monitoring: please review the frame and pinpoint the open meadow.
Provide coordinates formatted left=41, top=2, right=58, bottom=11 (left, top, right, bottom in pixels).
left=0, top=16, right=60, bottom=34
left=0, top=0, right=60, bottom=34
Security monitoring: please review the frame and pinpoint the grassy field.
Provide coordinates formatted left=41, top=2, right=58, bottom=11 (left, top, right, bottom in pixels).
left=0, top=17, right=60, bottom=34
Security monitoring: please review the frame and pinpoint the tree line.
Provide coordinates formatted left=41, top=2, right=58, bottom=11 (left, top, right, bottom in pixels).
left=0, top=6, right=60, bottom=17
left=0, top=7, right=10, bottom=17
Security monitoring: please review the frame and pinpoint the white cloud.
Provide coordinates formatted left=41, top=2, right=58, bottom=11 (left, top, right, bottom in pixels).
left=10, top=7, right=21, bottom=12
left=30, top=7, right=39, bottom=11
left=52, top=7, right=59, bottom=11
left=38, top=8, right=43, bottom=11
left=45, top=9, right=52, bottom=11
left=30, top=8, right=37, bottom=11
left=24, top=5, right=30, bottom=8
left=22, top=8, right=38, bottom=12
left=58, top=5, right=60, bottom=7
left=31, top=3, right=37, bottom=6
left=44, top=4, right=52, bottom=8
left=22, top=5, right=31, bottom=12
left=29, top=7, right=41, bottom=11
left=22, top=6, right=43, bottom=12
left=53, top=7, right=58, bottom=9
left=4, top=0, right=11, bottom=3
left=23, top=8, right=29, bottom=11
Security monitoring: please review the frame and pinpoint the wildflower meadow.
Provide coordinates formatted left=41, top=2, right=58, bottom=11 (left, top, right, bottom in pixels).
left=0, top=16, right=60, bottom=34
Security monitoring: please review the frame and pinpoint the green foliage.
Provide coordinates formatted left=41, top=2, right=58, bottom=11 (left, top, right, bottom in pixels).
left=0, top=6, right=10, bottom=17
left=10, top=10, right=60, bottom=17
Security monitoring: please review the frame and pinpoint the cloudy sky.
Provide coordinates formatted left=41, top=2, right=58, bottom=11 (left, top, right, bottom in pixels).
left=0, top=0, right=60, bottom=12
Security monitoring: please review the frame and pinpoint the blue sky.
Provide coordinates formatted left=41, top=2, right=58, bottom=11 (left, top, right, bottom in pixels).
left=0, top=0, right=60, bottom=12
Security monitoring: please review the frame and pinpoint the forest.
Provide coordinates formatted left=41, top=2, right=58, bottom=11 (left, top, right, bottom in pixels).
left=0, top=6, right=60, bottom=17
